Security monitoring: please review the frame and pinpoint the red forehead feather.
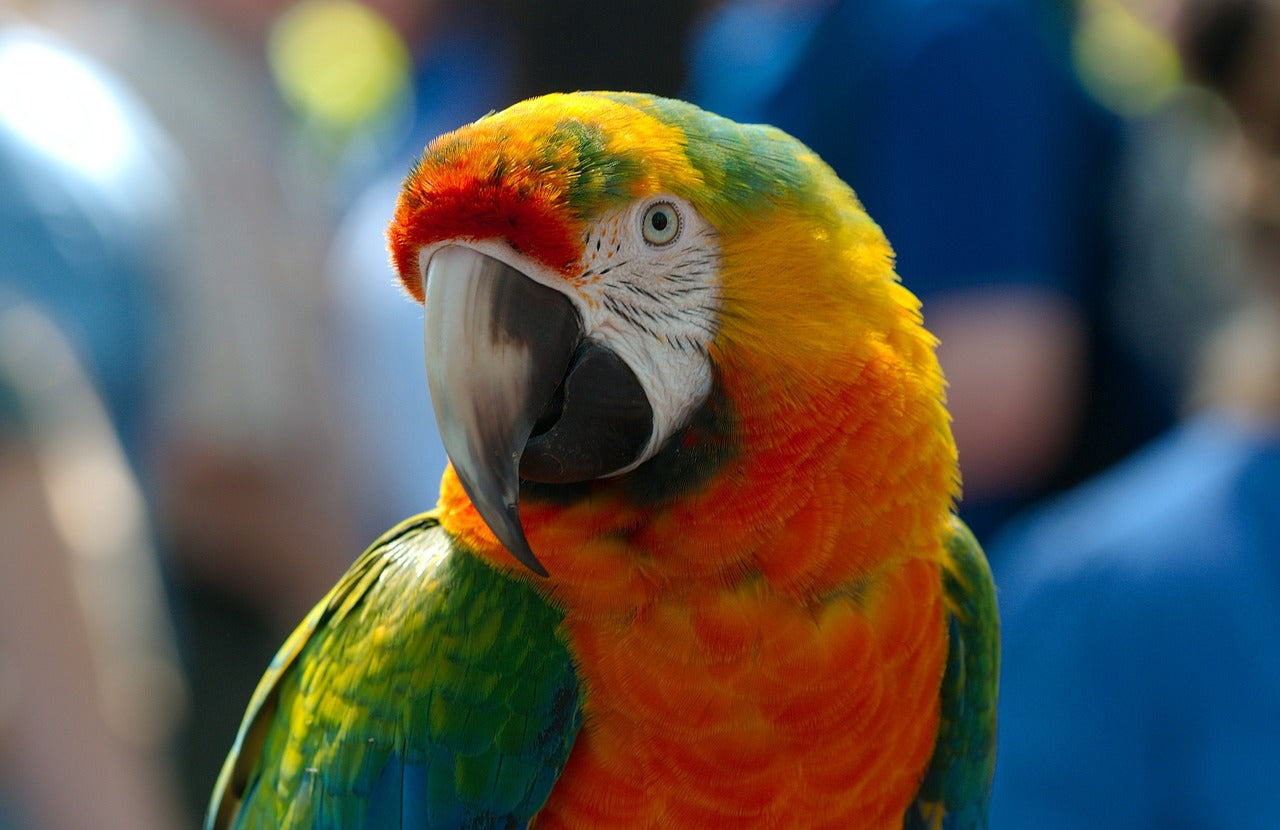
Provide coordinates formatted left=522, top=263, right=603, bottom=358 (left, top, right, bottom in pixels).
left=387, top=143, right=585, bottom=303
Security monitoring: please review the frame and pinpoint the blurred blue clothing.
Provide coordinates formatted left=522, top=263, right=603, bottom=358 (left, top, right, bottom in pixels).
left=0, top=25, right=179, bottom=463
left=689, top=0, right=1116, bottom=303
left=990, top=414, right=1280, bottom=829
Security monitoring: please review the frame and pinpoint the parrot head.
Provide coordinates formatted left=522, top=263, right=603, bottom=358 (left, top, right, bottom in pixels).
left=388, top=92, right=956, bottom=582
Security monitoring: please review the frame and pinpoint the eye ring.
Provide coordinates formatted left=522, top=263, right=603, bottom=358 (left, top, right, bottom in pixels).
left=641, top=201, right=681, bottom=246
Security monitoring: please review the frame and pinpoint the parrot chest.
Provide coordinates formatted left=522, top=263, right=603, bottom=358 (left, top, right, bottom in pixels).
left=534, top=556, right=948, bottom=829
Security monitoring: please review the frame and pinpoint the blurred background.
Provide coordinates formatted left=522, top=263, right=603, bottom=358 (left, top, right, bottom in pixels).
left=0, top=0, right=1276, bottom=826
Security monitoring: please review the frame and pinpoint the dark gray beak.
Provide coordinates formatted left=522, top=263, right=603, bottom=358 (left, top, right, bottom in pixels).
left=422, top=246, right=581, bottom=577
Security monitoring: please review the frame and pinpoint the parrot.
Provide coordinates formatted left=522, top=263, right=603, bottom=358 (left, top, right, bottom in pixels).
left=206, top=91, right=998, bottom=829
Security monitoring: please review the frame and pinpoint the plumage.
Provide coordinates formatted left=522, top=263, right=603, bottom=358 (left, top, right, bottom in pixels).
left=208, top=91, right=998, bottom=829
left=208, top=517, right=582, bottom=829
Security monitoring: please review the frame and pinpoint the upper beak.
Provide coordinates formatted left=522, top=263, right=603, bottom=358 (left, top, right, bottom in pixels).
left=423, top=245, right=582, bottom=576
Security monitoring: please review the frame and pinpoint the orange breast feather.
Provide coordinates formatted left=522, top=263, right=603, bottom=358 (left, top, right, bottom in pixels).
left=438, top=328, right=955, bottom=828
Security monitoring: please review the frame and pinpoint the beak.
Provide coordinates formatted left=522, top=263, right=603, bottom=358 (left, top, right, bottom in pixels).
left=423, top=245, right=582, bottom=577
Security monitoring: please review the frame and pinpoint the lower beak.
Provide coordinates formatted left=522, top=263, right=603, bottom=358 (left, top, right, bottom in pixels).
left=422, top=245, right=581, bottom=576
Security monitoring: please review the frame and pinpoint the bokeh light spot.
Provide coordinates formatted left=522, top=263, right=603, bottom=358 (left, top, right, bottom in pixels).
left=268, top=0, right=411, bottom=131
left=1074, top=0, right=1182, bottom=116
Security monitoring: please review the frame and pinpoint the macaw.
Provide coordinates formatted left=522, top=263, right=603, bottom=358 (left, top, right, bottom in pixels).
left=207, top=91, right=998, bottom=829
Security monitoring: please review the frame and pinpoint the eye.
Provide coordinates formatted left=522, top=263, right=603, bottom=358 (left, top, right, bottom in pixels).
left=641, top=201, right=681, bottom=246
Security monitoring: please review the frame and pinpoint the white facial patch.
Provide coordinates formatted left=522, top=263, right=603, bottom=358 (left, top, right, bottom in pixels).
left=571, top=196, right=722, bottom=471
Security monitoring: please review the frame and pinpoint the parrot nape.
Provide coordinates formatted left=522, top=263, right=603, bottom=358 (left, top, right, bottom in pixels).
left=206, top=92, right=998, bottom=829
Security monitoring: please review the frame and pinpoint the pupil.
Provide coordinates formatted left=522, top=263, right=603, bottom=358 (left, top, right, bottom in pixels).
left=651, top=211, right=668, bottom=231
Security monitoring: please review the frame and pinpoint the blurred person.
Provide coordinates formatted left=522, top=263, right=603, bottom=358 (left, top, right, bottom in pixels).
left=27, top=0, right=360, bottom=818
left=686, top=0, right=1172, bottom=542
left=0, top=19, right=187, bottom=828
left=990, top=2, right=1280, bottom=824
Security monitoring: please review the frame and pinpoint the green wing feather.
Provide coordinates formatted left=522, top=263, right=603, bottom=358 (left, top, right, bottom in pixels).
left=206, top=514, right=582, bottom=829
left=906, top=516, right=1000, bottom=830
